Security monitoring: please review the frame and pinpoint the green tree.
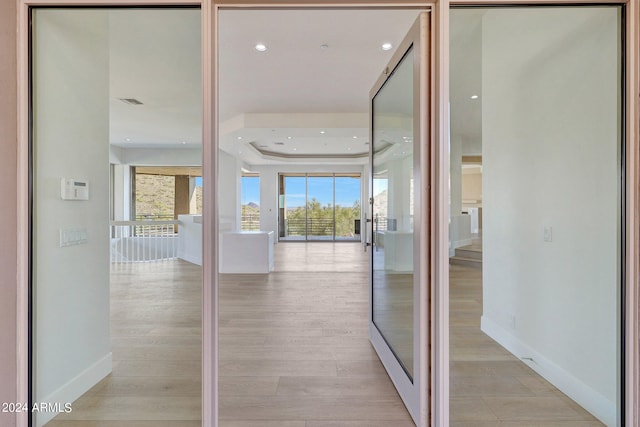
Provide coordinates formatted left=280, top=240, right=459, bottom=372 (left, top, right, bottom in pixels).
left=286, top=197, right=360, bottom=237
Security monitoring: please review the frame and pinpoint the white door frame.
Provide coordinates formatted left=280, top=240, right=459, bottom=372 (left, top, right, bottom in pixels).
left=15, top=1, right=639, bottom=427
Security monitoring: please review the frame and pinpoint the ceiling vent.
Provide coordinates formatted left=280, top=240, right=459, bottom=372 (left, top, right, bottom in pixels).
left=118, top=98, right=143, bottom=105
left=274, top=142, right=285, bottom=145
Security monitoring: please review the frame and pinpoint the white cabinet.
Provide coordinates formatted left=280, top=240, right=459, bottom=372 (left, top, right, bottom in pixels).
left=220, top=231, right=274, bottom=274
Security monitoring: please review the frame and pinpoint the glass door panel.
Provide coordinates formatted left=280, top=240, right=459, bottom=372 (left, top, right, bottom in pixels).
left=372, top=46, right=415, bottom=378
left=368, top=12, right=429, bottom=425
left=282, top=175, right=307, bottom=240
left=335, top=176, right=361, bottom=241
left=449, top=6, right=623, bottom=426
left=306, top=175, right=335, bottom=240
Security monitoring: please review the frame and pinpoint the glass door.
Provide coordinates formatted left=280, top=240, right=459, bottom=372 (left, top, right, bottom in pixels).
left=335, top=174, right=361, bottom=241
left=281, top=175, right=307, bottom=240
left=368, top=12, right=430, bottom=425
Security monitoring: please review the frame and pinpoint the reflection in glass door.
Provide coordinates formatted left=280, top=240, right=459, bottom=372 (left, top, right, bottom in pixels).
left=372, top=45, right=415, bottom=378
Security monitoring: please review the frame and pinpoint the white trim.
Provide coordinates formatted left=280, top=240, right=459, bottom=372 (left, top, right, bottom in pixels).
left=203, top=3, right=217, bottom=427
left=432, top=1, right=450, bottom=426
left=624, top=0, right=640, bottom=424
left=35, top=353, right=112, bottom=427
left=16, top=2, right=31, bottom=427
left=369, top=323, right=420, bottom=419
left=481, top=316, right=616, bottom=427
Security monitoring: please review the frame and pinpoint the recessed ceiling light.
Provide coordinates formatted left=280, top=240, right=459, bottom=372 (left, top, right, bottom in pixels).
left=352, top=136, right=358, bottom=139
left=125, top=137, right=131, bottom=142
left=293, top=148, right=297, bottom=151
left=348, top=147, right=352, bottom=151
left=470, top=95, right=479, bottom=99
left=320, top=130, right=326, bottom=134
left=381, top=43, right=393, bottom=51
left=287, top=136, right=292, bottom=140
left=237, top=136, right=243, bottom=140
left=181, top=141, right=187, bottom=145
left=255, top=43, right=267, bottom=52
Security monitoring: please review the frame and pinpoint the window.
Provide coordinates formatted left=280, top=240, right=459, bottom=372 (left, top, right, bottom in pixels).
left=241, top=174, right=260, bottom=230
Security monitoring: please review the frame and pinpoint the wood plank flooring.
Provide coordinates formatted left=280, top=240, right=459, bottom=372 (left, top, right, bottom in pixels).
left=48, top=260, right=203, bottom=427
left=49, top=242, right=603, bottom=426
left=218, top=243, right=413, bottom=426
left=449, top=263, right=603, bottom=427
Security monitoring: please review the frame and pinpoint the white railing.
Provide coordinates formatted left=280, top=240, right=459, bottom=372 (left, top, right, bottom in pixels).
left=110, top=220, right=179, bottom=263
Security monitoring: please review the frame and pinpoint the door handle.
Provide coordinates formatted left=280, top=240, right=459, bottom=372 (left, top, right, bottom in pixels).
left=363, top=215, right=372, bottom=252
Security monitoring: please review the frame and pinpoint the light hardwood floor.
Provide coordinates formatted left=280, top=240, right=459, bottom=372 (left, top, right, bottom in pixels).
left=448, top=263, right=603, bottom=427
left=49, top=242, right=603, bottom=426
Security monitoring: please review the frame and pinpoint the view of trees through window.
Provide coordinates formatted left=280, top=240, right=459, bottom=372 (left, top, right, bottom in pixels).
left=281, top=174, right=361, bottom=241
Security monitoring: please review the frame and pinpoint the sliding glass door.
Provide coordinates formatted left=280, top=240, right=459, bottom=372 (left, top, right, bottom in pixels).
left=335, top=175, right=362, bottom=240
left=279, top=173, right=361, bottom=242
left=307, top=175, right=335, bottom=240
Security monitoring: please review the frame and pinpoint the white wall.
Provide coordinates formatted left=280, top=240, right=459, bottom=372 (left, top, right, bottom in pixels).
left=33, top=10, right=112, bottom=426
left=219, top=150, right=241, bottom=230
left=112, top=146, right=202, bottom=166
left=112, top=164, right=131, bottom=221
left=481, top=8, right=620, bottom=425
left=461, top=168, right=482, bottom=206
left=252, top=164, right=366, bottom=236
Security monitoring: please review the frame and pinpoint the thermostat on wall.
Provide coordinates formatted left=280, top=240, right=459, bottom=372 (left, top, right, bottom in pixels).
left=61, top=178, right=89, bottom=200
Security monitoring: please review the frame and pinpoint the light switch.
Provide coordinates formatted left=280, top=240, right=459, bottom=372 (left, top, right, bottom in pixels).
left=543, top=226, right=553, bottom=243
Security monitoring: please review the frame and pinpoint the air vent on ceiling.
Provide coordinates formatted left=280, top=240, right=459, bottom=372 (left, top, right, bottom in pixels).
left=118, top=98, right=143, bottom=105
left=274, top=142, right=285, bottom=145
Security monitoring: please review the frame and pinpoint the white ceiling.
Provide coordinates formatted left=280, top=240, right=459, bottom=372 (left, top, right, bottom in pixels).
left=109, top=9, right=202, bottom=149
left=108, top=8, right=483, bottom=164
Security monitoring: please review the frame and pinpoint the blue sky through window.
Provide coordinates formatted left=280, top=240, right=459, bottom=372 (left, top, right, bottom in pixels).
left=283, top=176, right=361, bottom=209
left=199, top=175, right=361, bottom=208
left=241, top=176, right=260, bottom=205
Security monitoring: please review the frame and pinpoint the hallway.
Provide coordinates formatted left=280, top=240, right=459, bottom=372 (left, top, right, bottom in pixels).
left=49, top=242, right=601, bottom=426
left=219, top=242, right=412, bottom=426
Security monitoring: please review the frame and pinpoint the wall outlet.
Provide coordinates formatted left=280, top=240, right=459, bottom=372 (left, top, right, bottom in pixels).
left=543, top=226, right=553, bottom=242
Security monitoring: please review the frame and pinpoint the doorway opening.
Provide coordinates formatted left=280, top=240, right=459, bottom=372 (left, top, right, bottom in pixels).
left=216, top=6, right=424, bottom=425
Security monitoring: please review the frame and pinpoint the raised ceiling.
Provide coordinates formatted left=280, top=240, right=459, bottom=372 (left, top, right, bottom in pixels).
left=108, top=8, right=483, bottom=163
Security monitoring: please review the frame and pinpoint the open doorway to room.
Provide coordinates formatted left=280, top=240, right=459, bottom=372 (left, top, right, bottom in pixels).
left=216, top=7, right=424, bottom=425
left=449, top=6, right=623, bottom=426
left=30, top=8, right=202, bottom=426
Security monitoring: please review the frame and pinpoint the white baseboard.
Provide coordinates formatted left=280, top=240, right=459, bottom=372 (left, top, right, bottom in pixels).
left=36, top=353, right=112, bottom=427
left=480, top=316, right=616, bottom=427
